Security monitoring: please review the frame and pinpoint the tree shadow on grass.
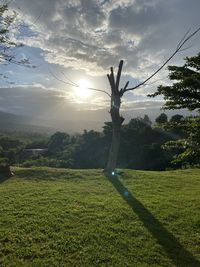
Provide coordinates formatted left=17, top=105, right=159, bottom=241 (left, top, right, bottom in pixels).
left=108, top=176, right=200, bottom=267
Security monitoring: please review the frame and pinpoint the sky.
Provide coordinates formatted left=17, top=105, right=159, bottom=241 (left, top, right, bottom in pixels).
left=0, top=0, right=200, bottom=131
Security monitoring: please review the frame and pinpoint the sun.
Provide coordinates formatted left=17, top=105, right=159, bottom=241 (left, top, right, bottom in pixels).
left=75, top=79, right=92, bottom=99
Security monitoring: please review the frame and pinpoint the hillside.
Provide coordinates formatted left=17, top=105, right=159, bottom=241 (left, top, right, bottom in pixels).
left=0, top=111, right=55, bottom=134
left=0, top=110, right=103, bottom=134
left=0, top=168, right=200, bottom=266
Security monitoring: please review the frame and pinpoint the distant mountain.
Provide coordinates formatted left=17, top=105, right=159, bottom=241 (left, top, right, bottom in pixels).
left=0, top=108, right=196, bottom=135
left=0, top=111, right=103, bottom=134
left=0, top=111, right=55, bottom=133
left=0, top=111, right=28, bottom=125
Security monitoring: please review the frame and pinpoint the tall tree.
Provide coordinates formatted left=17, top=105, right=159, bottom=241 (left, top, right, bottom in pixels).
left=149, top=53, right=200, bottom=111
left=149, top=53, right=200, bottom=166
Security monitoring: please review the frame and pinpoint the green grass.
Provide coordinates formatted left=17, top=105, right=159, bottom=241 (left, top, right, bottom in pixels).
left=0, top=167, right=200, bottom=266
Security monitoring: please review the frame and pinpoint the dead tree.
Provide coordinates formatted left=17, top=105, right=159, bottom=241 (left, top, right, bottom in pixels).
left=104, top=27, right=200, bottom=177
left=50, top=27, right=200, bottom=177
left=105, top=61, right=125, bottom=175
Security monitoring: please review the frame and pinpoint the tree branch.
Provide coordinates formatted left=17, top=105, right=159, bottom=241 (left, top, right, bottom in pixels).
left=120, top=80, right=129, bottom=95
left=49, top=67, right=111, bottom=97
left=123, top=27, right=200, bottom=94
left=60, top=70, right=78, bottom=87
left=110, top=67, right=115, bottom=85
left=116, top=60, right=123, bottom=91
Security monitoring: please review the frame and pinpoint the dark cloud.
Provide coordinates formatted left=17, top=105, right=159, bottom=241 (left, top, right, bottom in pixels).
left=109, top=3, right=166, bottom=35
left=80, top=0, right=106, bottom=28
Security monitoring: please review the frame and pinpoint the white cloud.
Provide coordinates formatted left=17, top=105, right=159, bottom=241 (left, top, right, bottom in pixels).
left=10, top=0, right=199, bottom=78
left=0, top=0, right=197, bottom=120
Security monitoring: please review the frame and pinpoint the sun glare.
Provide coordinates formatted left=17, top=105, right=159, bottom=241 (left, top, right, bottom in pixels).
left=75, top=79, right=92, bottom=99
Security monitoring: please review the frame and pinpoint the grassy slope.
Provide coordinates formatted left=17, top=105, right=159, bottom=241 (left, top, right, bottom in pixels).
left=0, top=167, right=199, bottom=267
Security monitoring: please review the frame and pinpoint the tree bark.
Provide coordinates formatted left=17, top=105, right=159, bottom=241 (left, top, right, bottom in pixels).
left=104, top=94, right=124, bottom=176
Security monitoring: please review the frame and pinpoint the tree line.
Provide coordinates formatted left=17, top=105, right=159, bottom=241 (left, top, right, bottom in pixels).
left=0, top=111, right=199, bottom=171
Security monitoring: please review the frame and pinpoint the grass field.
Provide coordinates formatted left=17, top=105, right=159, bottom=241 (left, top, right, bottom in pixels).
left=0, top=167, right=200, bottom=266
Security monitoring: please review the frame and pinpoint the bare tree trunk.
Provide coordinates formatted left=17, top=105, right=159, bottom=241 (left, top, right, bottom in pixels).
left=104, top=94, right=124, bottom=176
left=103, top=61, right=125, bottom=177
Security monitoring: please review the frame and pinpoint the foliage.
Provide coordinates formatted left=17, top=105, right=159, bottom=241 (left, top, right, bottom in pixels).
left=0, top=134, right=24, bottom=165
left=48, top=132, right=70, bottom=153
left=1, top=110, right=199, bottom=170
left=170, top=114, right=184, bottom=123
left=0, top=114, right=180, bottom=170
left=119, top=116, right=173, bottom=170
left=150, top=52, right=200, bottom=167
left=0, top=156, right=8, bottom=166
left=163, top=115, right=200, bottom=166
left=149, top=53, right=200, bottom=111
left=155, top=113, right=168, bottom=124
left=0, top=167, right=200, bottom=266
left=0, top=1, right=33, bottom=77
left=0, top=2, right=17, bottom=58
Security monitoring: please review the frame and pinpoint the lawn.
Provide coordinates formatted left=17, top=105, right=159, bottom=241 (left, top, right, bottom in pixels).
left=0, top=167, right=200, bottom=266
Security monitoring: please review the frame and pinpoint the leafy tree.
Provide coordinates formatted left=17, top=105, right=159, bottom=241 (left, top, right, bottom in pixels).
left=25, top=139, right=48, bottom=149
left=48, top=132, right=70, bottom=153
left=72, top=130, right=107, bottom=168
left=170, top=114, right=184, bottom=123
left=119, top=116, right=172, bottom=170
left=149, top=53, right=200, bottom=111
left=0, top=134, right=24, bottom=169
left=155, top=113, right=168, bottom=124
left=162, top=115, right=200, bottom=166
left=150, top=53, right=200, bottom=166
left=0, top=1, right=33, bottom=80
left=0, top=2, right=17, bottom=64
left=143, top=114, right=152, bottom=126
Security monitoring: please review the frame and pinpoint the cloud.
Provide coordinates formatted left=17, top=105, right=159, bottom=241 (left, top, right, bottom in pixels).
left=0, top=83, right=110, bottom=117
left=109, top=2, right=166, bottom=35
left=0, top=85, right=194, bottom=132
left=0, top=85, right=111, bottom=131
left=0, top=0, right=198, bottom=118
left=10, top=0, right=199, bottom=91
